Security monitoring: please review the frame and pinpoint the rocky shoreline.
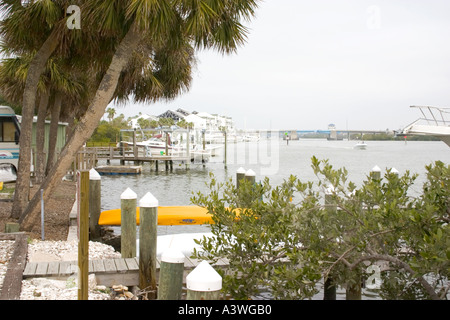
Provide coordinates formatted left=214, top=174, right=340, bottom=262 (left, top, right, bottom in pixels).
left=0, top=181, right=137, bottom=300
left=0, top=239, right=128, bottom=300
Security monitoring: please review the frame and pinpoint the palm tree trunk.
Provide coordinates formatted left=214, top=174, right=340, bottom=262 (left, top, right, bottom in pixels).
left=11, top=29, right=59, bottom=219
left=45, top=92, right=62, bottom=175
left=19, top=22, right=141, bottom=230
left=34, top=92, right=49, bottom=184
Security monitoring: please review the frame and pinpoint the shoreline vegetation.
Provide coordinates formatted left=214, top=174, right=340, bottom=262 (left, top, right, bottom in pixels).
left=86, top=116, right=439, bottom=146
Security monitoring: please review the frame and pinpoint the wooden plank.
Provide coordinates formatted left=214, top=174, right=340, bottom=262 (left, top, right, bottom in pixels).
left=124, top=258, right=139, bottom=271
left=214, top=258, right=230, bottom=267
left=184, top=256, right=200, bottom=269
left=114, top=258, right=128, bottom=272
left=59, top=261, right=73, bottom=276
left=0, top=233, right=22, bottom=240
left=35, top=262, right=49, bottom=276
left=23, top=262, right=37, bottom=277
left=92, top=259, right=106, bottom=273
left=103, top=259, right=117, bottom=273
left=47, top=261, right=60, bottom=276
left=0, top=234, right=28, bottom=300
left=67, top=261, right=78, bottom=275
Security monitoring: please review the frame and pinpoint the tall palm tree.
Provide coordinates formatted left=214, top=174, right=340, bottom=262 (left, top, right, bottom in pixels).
left=0, top=0, right=74, bottom=218
left=106, top=107, right=116, bottom=123
left=1, top=0, right=119, bottom=219
left=0, top=53, right=89, bottom=183
left=7, top=0, right=262, bottom=231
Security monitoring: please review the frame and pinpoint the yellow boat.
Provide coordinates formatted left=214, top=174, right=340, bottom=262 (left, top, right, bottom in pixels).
left=98, top=206, right=214, bottom=226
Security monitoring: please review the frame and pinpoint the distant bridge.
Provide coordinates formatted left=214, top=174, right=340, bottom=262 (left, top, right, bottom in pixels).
left=257, top=129, right=393, bottom=140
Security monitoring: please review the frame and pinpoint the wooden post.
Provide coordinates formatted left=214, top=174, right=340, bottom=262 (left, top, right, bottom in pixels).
left=165, top=131, right=169, bottom=155
left=186, top=128, right=190, bottom=170
left=139, top=192, right=158, bottom=299
left=186, top=261, right=222, bottom=300
left=236, top=167, right=246, bottom=189
left=40, top=189, right=44, bottom=240
left=121, top=187, right=137, bottom=258
left=133, top=128, right=138, bottom=158
left=89, top=168, right=101, bottom=240
left=245, top=169, right=256, bottom=185
left=224, top=131, right=227, bottom=170
left=4, top=222, right=19, bottom=233
left=346, top=280, right=362, bottom=300
left=202, top=130, right=206, bottom=151
left=158, top=249, right=185, bottom=300
left=78, top=170, right=89, bottom=300
left=324, top=185, right=337, bottom=300
left=371, top=165, right=381, bottom=180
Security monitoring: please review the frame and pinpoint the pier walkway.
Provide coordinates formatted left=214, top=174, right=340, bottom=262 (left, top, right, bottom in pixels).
left=22, top=256, right=229, bottom=287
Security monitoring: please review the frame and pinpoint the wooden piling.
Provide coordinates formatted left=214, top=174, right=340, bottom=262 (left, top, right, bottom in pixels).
left=324, top=185, right=337, bottom=300
left=133, top=129, right=138, bottom=158
left=224, top=131, right=227, bottom=170
left=245, top=169, right=256, bottom=185
left=4, top=222, right=19, bottom=233
left=89, top=168, right=101, bottom=240
left=158, top=249, right=185, bottom=300
left=165, top=132, right=169, bottom=156
left=186, top=261, right=222, bottom=300
left=138, top=192, right=158, bottom=299
left=121, top=188, right=137, bottom=258
left=78, top=170, right=89, bottom=300
left=371, top=165, right=381, bottom=180
left=236, top=167, right=246, bottom=189
left=346, top=280, right=362, bottom=300
left=186, top=128, right=190, bottom=170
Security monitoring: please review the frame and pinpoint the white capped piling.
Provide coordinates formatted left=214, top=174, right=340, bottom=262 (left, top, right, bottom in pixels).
left=186, top=261, right=222, bottom=300
left=121, top=187, right=137, bottom=258
left=236, top=167, right=246, bottom=189
left=245, top=169, right=256, bottom=185
left=138, top=192, right=158, bottom=299
left=89, top=168, right=101, bottom=240
left=391, top=167, right=399, bottom=175
left=158, top=249, right=185, bottom=300
left=371, top=165, right=381, bottom=180
left=324, top=184, right=337, bottom=213
left=323, top=184, right=337, bottom=300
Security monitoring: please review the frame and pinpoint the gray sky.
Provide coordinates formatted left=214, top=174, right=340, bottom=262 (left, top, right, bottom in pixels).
left=114, top=0, right=450, bottom=131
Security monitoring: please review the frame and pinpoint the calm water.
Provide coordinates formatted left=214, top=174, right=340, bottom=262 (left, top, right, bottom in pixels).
left=97, top=138, right=449, bottom=299
left=100, top=138, right=449, bottom=215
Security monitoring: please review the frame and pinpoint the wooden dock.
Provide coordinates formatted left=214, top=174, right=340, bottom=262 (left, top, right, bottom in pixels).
left=0, top=233, right=28, bottom=300
left=95, top=165, right=142, bottom=175
left=75, top=146, right=199, bottom=172
left=22, top=256, right=229, bottom=287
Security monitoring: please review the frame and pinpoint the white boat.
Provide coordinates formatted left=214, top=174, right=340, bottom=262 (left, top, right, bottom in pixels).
left=242, top=134, right=260, bottom=142
left=354, top=141, right=367, bottom=150
left=400, top=106, right=450, bottom=147
left=121, top=137, right=173, bottom=156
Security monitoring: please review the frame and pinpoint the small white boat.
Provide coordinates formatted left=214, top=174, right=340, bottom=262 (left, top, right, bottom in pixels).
left=242, top=134, right=260, bottom=142
left=354, top=141, right=367, bottom=150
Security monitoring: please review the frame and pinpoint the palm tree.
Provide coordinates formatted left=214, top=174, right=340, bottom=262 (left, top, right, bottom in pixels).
left=0, top=52, right=89, bottom=183
left=0, top=0, right=76, bottom=218
left=106, top=107, right=116, bottom=123
left=1, top=0, right=119, bottom=219
left=6, top=0, right=262, bottom=231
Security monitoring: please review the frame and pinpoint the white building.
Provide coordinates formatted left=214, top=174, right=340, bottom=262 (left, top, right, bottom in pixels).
left=129, top=114, right=159, bottom=129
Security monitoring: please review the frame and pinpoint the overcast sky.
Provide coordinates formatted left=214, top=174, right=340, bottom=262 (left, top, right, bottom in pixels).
left=114, top=0, right=450, bottom=131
